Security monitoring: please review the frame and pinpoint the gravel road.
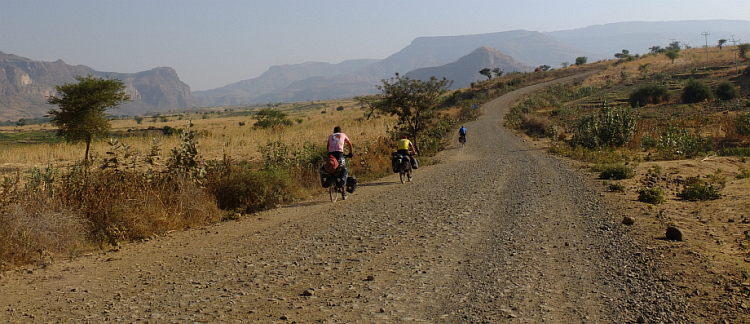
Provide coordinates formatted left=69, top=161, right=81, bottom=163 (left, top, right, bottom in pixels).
left=0, top=74, right=693, bottom=323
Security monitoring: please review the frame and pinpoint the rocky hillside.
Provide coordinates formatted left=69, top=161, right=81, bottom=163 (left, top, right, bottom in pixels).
left=545, top=20, right=750, bottom=59
left=0, top=52, right=199, bottom=120
left=405, top=46, right=534, bottom=89
left=198, top=30, right=597, bottom=105
left=192, top=59, right=377, bottom=107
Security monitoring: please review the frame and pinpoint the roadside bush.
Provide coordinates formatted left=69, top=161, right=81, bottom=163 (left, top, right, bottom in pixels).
left=417, top=117, right=457, bottom=156
left=570, top=105, right=638, bottom=148
left=521, top=114, right=551, bottom=137
left=594, top=163, right=635, bottom=180
left=681, top=78, right=714, bottom=103
left=58, top=168, right=221, bottom=245
left=638, top=187, right=665, bottom=204
left=0, top=196, right=87, bottom=270
left=205, top=165, right=300, bottom=214
left=629, top=83, right=670, bottom=107
left=715, top=81, right=739, bottom=100
left=677, top=178, right=722, bottom=200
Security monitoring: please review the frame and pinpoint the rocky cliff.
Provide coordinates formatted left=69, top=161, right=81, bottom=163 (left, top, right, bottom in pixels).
left=0, top=52, right=199, bottom=120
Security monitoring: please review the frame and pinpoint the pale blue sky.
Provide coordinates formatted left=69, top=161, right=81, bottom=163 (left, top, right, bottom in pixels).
left=3, top=0, right=749, bottom=90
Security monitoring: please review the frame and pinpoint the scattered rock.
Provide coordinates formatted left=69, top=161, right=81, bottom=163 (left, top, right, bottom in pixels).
left=666, top=227, right=684, bottom=241
left=622, top=216, right=635, bottom=225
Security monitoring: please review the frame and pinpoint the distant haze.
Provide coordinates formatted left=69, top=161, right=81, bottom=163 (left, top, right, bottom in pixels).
left=3, top=0, right=749, bottom=91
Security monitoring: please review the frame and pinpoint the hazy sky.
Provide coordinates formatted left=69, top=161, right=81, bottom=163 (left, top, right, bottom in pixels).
left=3, top=0, right=749, bottom=90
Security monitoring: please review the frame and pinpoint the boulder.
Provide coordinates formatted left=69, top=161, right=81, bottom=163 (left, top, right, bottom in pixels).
left=666, top=226, right=684, bottom=241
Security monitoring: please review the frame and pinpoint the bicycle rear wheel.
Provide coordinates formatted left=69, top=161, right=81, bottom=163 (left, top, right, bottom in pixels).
left=329, top=185, right=339, bottom=202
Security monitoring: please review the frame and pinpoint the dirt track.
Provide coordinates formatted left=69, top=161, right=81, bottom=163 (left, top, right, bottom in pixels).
left=0, top=74, right=694, bottom=323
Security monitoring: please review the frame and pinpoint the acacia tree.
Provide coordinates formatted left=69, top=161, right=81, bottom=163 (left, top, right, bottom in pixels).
left=371, top=74, right=453, bottom=144
left=253, top=107, right=292, bottom=129
left=46, top=75, right=130, bottom=166
left=492, top=67, right=504, bottom=77
left=718, top=39, right=727, bottom=50
left=479, top=68, right=492, bottom=80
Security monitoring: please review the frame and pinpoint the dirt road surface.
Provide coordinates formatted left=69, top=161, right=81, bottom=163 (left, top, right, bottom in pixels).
left=0, top=74, right=694, bottom=323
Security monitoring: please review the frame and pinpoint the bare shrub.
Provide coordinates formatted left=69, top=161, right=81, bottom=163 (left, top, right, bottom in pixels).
left=521, top=114, right=551, bottom=137
left=58, top=168, right=220, bottom=245
left=0, top=196, right=87, bottom=270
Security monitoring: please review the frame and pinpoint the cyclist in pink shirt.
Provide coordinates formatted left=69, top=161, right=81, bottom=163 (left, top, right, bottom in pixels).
left=326, top=126, right=354, bottom=183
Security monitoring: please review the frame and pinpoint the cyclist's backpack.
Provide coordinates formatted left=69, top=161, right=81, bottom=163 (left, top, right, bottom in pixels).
left=324, top=154, right=338, bottom=174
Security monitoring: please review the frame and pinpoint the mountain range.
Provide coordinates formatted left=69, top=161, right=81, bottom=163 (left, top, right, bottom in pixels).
left=0, top=52, right=198, bottom=120
left=1, top=20, right=748, bottom=120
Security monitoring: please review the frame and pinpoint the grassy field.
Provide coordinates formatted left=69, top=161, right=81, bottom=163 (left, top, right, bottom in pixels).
left=0, top=99, right=392, bottom=169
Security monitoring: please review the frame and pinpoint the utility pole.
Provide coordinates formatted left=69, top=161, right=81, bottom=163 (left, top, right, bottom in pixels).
left=731, top=36, right=740, bottom=75
left=702, top=31, right=710, bottom=68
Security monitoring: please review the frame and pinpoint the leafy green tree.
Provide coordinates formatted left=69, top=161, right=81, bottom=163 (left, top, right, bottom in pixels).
left=649, top=46, right=663, bottom=54
left=479, top=68, right=492, bottom=80
left=575, top=56, right=587, bottom=66
left=371, top=73, right=453, bottom=141
left=253, top=108, right=293, bottom=129
left=739, top=43, right=750, bottom=60
left=46, top=75, right=130, bottom=166
left=715, top=81, right=739, bottom=100
left=614, top=49, right=631, bottom=59
left=667, top=41, right=681, bottom=51
left=537, top=65, right=550, bottom=72
left=681, top=78, right=714, bottom=103
left=629, top=83, right=670, bottom=107
left=665, top=49, right=680, bottom=63
left=492, top=67, right=504, bottom=77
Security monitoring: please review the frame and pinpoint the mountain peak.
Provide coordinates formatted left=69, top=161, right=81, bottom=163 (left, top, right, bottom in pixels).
left=404, top=46, right=533, bottom=89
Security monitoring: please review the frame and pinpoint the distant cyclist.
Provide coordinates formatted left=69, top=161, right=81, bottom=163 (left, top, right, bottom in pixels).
left=397, top=135, right=418, bottom=169
left=459, top=126, right=467, bottom=145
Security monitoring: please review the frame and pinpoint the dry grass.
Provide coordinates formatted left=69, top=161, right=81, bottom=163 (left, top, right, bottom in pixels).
left=0, top=99, right=396, bottom=170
